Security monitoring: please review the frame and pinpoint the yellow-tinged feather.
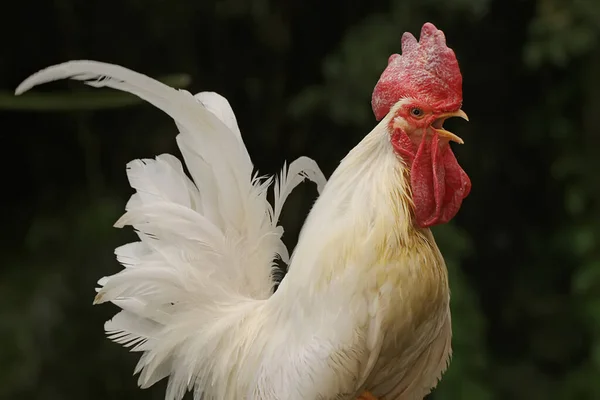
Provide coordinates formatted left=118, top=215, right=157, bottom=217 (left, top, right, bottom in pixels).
left=310, top=105, right=449, bottom=313
left=285, top=100, right=451, bottom=399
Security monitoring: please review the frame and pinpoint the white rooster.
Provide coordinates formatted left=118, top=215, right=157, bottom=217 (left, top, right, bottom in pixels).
left=16, top=22, right=471, bottom=400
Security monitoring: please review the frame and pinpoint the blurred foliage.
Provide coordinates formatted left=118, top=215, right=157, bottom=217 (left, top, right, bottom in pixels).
left=1, top=0, right=600, bottom=399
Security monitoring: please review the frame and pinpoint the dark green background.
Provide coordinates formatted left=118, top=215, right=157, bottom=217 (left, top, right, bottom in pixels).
left=1, top=0, right=599, bottom=399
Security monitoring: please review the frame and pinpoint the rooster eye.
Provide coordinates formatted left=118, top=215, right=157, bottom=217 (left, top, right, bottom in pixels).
left=410, top=108, right=424, bottom=118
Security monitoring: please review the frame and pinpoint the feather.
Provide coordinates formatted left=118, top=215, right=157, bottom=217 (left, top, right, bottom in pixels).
left=105, top=310, right=159, bottom=352
left=16, top=61, right=252, bottom=224
left=15, top=60, right=327, bottom=293
left=114, top=242, right=153, bottom=268
left=125, top=154, right=203, bottom=211
left=193, top=92, right=242, bottom=142
left=273, top=156, right=327, bottom=224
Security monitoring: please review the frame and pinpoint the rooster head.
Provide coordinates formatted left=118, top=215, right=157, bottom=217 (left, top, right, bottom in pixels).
left=372, top=22, right=471, bottom=229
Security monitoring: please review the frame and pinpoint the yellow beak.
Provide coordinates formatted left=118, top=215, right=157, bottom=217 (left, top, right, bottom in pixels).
left=432, top=109, right=469, bottom=144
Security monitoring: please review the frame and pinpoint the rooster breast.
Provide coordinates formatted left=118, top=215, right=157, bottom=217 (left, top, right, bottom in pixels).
left=363, top=233, right=452, bottom=399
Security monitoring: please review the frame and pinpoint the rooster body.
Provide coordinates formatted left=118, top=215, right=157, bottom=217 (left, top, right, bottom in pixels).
left=16, top=22, right=468, bottom=400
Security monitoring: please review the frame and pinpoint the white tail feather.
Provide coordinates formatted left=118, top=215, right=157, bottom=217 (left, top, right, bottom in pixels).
left=16, top=60, right=327, bottom=399
left=274, top=156, right=327, bottom=223
left=105, top=310, right=159, bottom=351
left=193, top=91, right=242, bottom=142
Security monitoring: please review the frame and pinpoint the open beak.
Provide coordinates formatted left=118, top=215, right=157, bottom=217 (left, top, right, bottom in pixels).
left=432, top=109, right=469, bottom=144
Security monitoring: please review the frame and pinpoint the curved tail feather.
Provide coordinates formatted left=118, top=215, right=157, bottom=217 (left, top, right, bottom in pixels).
left=16, top=60, right=327, bottom=399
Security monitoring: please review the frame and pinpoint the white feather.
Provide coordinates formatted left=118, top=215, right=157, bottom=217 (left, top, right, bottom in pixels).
left=16, top=61, right=452, bottom=400
left=125, top=154, right=203, bottom=211
left=193, top=91, right=242, bottom=142
left=105, top=310, right=159, bottom=351
left=273, top=156, right=327, bottom=224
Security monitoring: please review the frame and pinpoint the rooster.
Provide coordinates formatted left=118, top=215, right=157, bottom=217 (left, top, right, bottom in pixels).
left=16, top=22, right=470, bottom=400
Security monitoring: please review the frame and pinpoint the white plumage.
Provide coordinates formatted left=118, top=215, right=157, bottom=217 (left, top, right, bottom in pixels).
left=16, top=60, right=453, bottom=400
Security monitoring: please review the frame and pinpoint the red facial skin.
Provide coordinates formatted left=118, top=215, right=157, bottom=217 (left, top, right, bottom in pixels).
left=390, top=103, right=471, bottom=228
left=371, top=23, right=471, bottom=228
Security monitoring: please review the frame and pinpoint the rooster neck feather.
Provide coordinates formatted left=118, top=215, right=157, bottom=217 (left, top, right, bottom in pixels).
left=281, top=105, right=438, bottom=288
left=268, top=111, right=450, bottom=399
left=275, top=107, right=448, bottom=330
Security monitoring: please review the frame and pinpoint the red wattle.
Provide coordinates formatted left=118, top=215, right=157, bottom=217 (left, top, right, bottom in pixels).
left=393, top=130, right=471, bottom=228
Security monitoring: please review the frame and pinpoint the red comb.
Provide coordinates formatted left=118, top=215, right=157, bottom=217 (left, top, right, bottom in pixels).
left=371, top=23, right=463, bottom=120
